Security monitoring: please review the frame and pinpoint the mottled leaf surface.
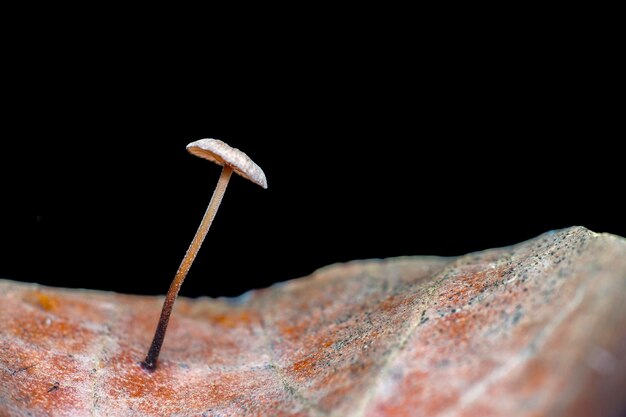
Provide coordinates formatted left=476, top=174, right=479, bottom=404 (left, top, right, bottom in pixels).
left=1, top=227, right=625, bottom=416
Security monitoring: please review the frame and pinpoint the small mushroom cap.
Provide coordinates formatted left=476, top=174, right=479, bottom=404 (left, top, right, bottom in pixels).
left=186, top=139, right=267, bottom=189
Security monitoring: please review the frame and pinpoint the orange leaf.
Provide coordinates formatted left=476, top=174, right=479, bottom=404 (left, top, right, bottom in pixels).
left=1, top=227, right=625, bottom=416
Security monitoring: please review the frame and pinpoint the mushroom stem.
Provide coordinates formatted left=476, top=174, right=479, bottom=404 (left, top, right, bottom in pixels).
left=141, top=165, right=234, bottom=371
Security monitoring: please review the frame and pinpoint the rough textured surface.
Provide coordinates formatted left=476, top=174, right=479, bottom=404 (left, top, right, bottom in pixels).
left=1, top=227, right=625, bottom=417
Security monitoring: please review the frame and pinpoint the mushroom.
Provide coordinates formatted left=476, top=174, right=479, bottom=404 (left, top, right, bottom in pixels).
left=141, top=139, right=267, bottom=371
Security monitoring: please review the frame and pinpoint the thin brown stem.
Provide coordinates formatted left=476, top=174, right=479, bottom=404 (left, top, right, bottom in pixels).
left=141, top=166, right=233, bottom=371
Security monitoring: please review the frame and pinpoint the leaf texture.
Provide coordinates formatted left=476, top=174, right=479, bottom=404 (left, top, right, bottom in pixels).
left=1, top=227, right=625, bottom=416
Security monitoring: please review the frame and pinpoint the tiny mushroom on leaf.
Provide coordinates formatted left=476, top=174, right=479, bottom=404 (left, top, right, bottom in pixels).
left=141, top=139, right=267, bottom=371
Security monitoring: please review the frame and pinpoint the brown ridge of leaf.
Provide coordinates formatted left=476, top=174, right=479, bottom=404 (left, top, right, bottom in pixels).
left=1, top=226, right=625, bottom=417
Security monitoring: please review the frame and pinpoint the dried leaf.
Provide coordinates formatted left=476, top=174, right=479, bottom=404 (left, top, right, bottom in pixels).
left=1, top=227, right=625, bottom=416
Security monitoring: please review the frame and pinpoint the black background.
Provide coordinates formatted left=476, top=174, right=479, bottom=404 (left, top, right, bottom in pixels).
left=1, top=18, right=623, bottom=299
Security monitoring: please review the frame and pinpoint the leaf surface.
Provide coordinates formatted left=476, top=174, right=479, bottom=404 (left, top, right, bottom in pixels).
left=1, top=227, right=626, bottom=416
